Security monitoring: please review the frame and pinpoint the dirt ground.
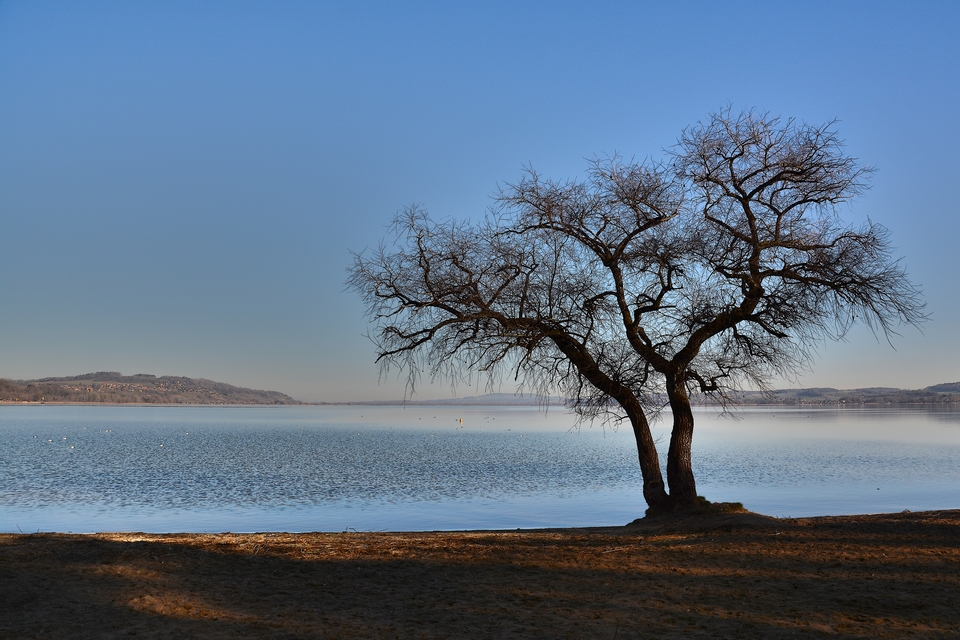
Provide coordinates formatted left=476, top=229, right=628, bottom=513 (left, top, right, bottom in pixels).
left=1, top=509, right=958, bottom=639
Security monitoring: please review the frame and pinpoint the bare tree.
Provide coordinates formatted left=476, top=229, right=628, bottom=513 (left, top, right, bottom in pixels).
left=347, top=109, right=925, bottom=512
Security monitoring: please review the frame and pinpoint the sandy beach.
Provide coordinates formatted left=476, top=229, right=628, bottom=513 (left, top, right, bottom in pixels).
left=2, top=509, right=958, bottom=639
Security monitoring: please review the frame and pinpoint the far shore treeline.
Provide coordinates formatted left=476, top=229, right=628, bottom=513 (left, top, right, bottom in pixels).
left=1, top=372, right=959, bottom=406
left=0, top=372, right=302, bottom=405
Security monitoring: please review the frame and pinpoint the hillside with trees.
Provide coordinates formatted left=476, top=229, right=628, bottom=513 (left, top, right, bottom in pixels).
left=713, top=385, right=960, bottom=406
left=0, top=373, right=302, bottom=405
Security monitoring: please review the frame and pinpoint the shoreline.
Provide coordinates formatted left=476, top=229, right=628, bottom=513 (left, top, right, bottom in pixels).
left=3, top=509, right=958, bottom=638
left=5, top=399, right=960, bottom=407
left=0, top=507, right=953, bottom=536
left=0, top=507, right=937, bottom=536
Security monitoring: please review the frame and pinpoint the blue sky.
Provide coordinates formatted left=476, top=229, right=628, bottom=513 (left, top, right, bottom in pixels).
left=1, top=1, right=958, bottom=401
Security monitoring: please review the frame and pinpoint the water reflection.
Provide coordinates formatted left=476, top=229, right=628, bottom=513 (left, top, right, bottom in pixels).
left=1, top=404, right=958, bottom=531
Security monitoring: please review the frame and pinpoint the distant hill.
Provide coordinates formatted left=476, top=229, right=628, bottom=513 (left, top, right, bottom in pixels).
left=343, top=385, right=960, bottom=407
left=699, top=383, right=960, bottom=406
left=0, top=372, right=302, bottom=405
left=3, top=373, right=958, bottom=407
left=926, top=382, right=960, bottom=394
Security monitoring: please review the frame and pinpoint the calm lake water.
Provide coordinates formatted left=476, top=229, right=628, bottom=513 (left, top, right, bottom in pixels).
left=2, top=404, right=959, bottom=533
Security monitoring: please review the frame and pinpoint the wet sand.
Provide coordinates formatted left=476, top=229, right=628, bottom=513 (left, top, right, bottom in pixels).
left=2, top=509, right=958, bottom=638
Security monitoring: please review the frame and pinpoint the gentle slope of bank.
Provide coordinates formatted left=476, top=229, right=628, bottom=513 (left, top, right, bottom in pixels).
left=2, top=509, right=958, bottom=638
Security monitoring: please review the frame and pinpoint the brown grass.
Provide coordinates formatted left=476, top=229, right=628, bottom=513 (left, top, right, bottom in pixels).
left=2, top=509, right=958, bottom=638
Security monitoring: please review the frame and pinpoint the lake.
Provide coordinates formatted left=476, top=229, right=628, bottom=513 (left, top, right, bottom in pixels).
left=2, top=404, right=959, bottom=533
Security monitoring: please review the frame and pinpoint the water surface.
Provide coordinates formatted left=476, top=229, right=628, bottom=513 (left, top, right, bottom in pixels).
left=2, top=404, right=958, bottom=532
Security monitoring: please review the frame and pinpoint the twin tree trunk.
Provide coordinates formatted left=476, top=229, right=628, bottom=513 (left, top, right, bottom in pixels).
left=623, top=374, right=699, bottom=513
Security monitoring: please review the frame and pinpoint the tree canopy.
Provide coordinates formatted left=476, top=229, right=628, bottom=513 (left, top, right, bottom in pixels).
left=347, top=109, right=925, bottom=512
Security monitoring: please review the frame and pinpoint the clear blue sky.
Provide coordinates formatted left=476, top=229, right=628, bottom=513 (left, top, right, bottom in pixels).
left=1, top=1, right=957, bottom=401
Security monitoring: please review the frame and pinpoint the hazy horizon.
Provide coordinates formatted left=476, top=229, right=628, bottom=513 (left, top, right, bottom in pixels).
left=2, top=2, right=958, bottom=402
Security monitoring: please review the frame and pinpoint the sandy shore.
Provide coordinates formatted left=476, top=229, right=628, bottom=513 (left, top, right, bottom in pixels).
left=2, top=509, right=958, bottom=638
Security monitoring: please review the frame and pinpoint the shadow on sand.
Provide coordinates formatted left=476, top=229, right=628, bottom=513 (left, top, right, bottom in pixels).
left=2, top=510, right=958, bottom=638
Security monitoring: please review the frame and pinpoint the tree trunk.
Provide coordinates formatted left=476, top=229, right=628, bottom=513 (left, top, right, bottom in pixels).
left=623, top=401, right=670, bottom=511
left=665, top=374, right=698, bottom=508
left=545, top=332, right=671, bottom=512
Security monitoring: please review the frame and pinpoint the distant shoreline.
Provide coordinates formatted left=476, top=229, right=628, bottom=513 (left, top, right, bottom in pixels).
left=0, top=372, right=302, bottom=405
left=3, top=372, right=959, bottom=406
left=4, top=398, right=960, bottom=408
left=0, top=401, right=306, bottom=407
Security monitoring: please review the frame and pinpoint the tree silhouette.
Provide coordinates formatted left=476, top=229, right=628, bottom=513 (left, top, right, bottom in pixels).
left=348, top=109, right=925, bottom=512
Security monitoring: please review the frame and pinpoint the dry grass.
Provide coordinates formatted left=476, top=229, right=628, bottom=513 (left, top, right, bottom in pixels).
left=2, top=510, right=958, bottom=638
